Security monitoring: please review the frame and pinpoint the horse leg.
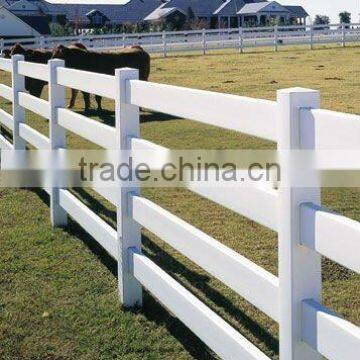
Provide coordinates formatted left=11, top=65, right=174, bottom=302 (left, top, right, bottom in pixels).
left=95, top=95, right=102, bottom=111
left=68, top=89, right=78, bottom=109
left=82, top=92, right=91, bottom=112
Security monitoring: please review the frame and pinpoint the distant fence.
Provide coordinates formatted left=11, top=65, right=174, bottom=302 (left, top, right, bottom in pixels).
left=0, top=55, right=360, bottom=359
left=1, top=23, right=360, bottom=57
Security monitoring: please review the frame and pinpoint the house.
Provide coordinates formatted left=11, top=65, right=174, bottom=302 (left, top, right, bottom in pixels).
left=0, top=0, right=165, bottom=30
left=0, top=3, right=49, bottom=37
left=1, top=0, right=63, bottom=19
left=52, top=0, right=165, bottom=28
left=0, top=5, right=45, bottom=37
left=145, top=0, right=309, bottom=28
left=0, top=0, right=309, bottom=35
left=238, top=1, right=308, bottom=26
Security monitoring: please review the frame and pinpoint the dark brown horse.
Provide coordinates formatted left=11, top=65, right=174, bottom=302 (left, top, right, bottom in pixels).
left=51, top=45, right=151, bottom=111
left=7, top=43, right=97, bottom=111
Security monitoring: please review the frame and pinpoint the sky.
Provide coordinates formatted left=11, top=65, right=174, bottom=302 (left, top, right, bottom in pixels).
left=47, top=1, right=360, bottom=24
left=283, top=0, right=360, bottom=23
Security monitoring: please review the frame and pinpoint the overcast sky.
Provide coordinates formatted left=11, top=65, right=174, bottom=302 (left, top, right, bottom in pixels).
left=284, top=0, right=360, bottom=23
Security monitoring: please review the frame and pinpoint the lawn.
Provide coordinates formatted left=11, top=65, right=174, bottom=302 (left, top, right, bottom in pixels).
left=0, top=45, right=359, bottom=359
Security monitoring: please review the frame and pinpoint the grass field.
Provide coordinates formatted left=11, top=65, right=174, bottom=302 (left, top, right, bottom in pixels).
left=1, top=46, right=359, bottom=359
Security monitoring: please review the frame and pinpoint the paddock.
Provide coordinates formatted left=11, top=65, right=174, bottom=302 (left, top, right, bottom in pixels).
left=0, top=46, right=359, bottom=360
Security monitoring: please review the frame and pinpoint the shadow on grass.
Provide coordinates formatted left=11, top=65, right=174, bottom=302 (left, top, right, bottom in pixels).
left=138, top=291, right=217, bottom=360
left=140, top=111, right=179, bottom=123
left=142, top=236, right=279, bottom=356
left=74, top=187, right=116, bottom=223
left=77, top=109, right=116, bottom=127
left=76, top=109, right=179, bottom=126
left=30, top=187, right=278, bottom=359
left=0, top=126, right=12, bottom=142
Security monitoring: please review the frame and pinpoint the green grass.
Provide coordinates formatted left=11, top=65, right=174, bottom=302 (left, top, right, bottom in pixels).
left=1, top=46, right=359, bottom=359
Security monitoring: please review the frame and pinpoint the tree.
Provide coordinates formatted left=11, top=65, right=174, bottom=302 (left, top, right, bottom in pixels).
left=339, top=11, right=351, bottom=24
left=314, top=15, right=330, bottom=25
left=49, top=22, right=74, bottom=37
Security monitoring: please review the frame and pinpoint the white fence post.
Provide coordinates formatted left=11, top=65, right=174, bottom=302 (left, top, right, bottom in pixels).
left=274, top=25, right=279, bottom=52
left=39, top=36, right=45, bottom=49
left=202, top=28, right=206, bottom=55
left=277, top=88, right=322, bottom=360
left=238, top=27, right=244, bottom=53
left=342, top=23, right=346, bottom=47
left=49, top=59, right=68, bottom=227
left=310, top=25, right=314, bottom=50
left=162, top=31, right=167, bottom=57
left=122, top=33, right=126, bottom=48
left=0, top=38, right=4, bottom=54
left=115, top=68, right=142, bottom=308
left=11, top=55, right=26, bottom=150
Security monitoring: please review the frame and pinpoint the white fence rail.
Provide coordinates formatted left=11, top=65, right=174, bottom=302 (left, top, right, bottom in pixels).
left=0, top=55, right=359, bottom=360
left=1, top=23, right=360, bottom=57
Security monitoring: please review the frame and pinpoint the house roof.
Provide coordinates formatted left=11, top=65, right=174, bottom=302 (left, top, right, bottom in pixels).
left=144, top=6, right=185, bottom=21
left=86, top=9, right=109, bottom=21
left=8, top=0, right=38, bottom=12
left=157, top=0, right=225, bottom=18
left=5, top=0, right=166, bottom=23
left=214, top=1, right=264, bottom=16
left=63, top=1, right=164, bottom=23
left=0, top=5, right=41, bottom=36
left=237, top=2, right=271, bottom=14
left=237, top=1, right=290, bottom=15
left=284, top=5, right=308, bottom=18
left=18, top=15, right=50, bottom=34
left=3, top=0, right=63, bottom=14
left=3, top=0, right=309, bottom=24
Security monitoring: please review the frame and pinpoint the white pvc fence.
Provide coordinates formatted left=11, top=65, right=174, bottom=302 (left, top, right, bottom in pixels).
left=1, top=23, right=360, bottom=57
left=0, top=55, right=360, bottom=360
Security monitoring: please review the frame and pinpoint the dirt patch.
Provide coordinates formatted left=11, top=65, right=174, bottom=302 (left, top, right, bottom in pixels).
left=325, top=77, right=344, bottom=81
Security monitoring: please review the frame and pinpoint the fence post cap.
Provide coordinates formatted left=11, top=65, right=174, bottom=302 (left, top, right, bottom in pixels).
left=48, top=58, right=65, bottom=67
left=11, top=54, right=24, bottom=61
left=115, top=67, right=138, bottom=75
left=277, top=87, right=318, bottom=95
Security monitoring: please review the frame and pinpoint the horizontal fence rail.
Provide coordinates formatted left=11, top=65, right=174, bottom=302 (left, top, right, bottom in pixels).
left=0, top=134, right=13, bottom=150
left=127, top=80, right=277, bottom=141
left=301, top=203, right=360, bottom=273
left=0, top=84, right=13, bottom=102
left=302, top=299, right=360, bottom=360
left=129, top=248, right=271, bottom=360
left=0, top=58, right=12, bottom=72
left=0, top=108, right=13, bottom=131
left=58, top=189, right=118, bottom=260
left=18, top=92, right=50, bottom=119
left=301, top=108, right=360, bottom=150
left=0, top=54, right=359, bottom=360
left=57, top=68, right=116, bottom=99
left=57, top=108, right=116, bottom=149
left=131, top=194, right=279, bottom=321
left=18, top=123, right=50, bottom=149
left=1, top=23, right=359, bottom=58
left=18, top=61, right=49, bottom=82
